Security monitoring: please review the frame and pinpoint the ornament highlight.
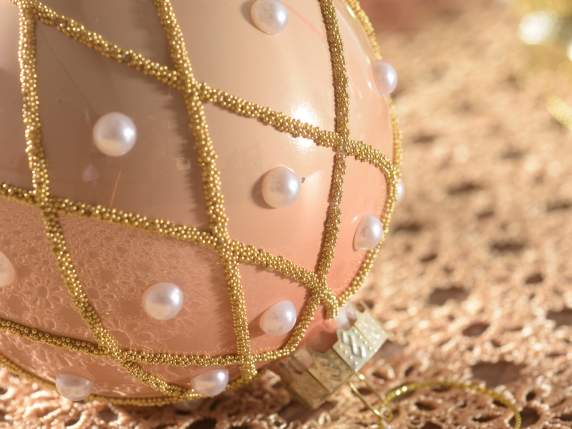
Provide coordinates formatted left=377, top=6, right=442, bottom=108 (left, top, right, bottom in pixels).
left=0, top=252, right=16, bottom=288
left=191, top=369, right=229, bottom=397
left=260, top=166, right=301, bottom=208
left=372, top=60, right=398, bottom=96
left=142, top=282, right=184, bottom=321
left=250, top=0, right=289, bottom=35
left=353, top=215, right=384, bottom=251
left=260, top=300, right=298, bottom=336
left=93, top=112, right=137, bottom=157
left=55, top=373, right=93, bottom=401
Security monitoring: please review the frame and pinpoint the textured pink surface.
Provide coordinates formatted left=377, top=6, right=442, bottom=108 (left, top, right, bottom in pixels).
left=59, top=214, right=236, bottom=355
left=0, top=334, right=156, bottom=397
left=0, top=200, right=93, bottom=341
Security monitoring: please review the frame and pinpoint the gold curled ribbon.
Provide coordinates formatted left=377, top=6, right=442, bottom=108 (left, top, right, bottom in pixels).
left=349, top=373, right=522, bottom=429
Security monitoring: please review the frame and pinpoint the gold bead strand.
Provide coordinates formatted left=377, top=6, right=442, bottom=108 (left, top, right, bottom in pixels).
left=152, top=0, right=257, bottom=381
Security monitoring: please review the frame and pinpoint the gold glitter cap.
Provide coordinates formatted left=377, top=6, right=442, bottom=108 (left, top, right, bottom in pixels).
left=272, top=303, right=387, bottom=409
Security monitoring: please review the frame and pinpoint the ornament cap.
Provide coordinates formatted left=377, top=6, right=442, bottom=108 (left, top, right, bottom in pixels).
left=272, top=303, right=387, bottom=409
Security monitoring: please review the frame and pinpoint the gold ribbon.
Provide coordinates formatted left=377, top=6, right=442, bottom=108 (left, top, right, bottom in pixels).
left=349, top=373, right=522, bottom=429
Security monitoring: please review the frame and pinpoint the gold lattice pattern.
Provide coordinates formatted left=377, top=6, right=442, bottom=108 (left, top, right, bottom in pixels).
left=0, top=0, right=401, bottom=405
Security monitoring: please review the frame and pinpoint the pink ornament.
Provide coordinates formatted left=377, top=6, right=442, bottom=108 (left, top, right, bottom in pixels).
left=0, top=0, right=400, bottom=401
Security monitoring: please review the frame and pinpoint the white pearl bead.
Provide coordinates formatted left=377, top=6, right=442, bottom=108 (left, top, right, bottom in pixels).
left=251, top=0, right=288, bottom=35
left=335, top=304, right=358, bottom=330
left=372, top=60, right=398, bottom=96
left=191, top=369, right=229, bottom=397
left=260, top=300, right=297, bottom=336
left=353, top=215, right=384, bottom=251
left=93, top=112, right=137, bottom=157
left=396, top=179, right=405, bottom=202
left=261, top=166, right=301, bottom=208
left=142, top=282, right=183, bottom=321
left=55, top=373, right=93, bottom=401
left=0, top=251, right=16, bottom=288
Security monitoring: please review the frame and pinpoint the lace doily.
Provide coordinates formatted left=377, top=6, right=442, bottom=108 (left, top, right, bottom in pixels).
left=2, top=0, right=572, bottom=427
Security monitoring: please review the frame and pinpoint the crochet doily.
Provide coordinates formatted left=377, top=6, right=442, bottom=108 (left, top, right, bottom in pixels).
left=2, top=0, right=571, bottom=427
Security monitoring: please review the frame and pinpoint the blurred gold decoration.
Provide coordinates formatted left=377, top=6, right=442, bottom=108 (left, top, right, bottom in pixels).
left=517, top=0, right=572, bottom=16
left=517, top=9, right=569, bottom=62
left=516, top=0, right=572, bottom=128
left=547, top=94, right=572, bottom=129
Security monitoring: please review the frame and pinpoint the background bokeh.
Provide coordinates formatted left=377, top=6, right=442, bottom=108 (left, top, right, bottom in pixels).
left=2, top=0, right=572, bottom=428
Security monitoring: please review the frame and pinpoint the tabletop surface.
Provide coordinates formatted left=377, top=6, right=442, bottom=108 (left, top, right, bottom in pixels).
left=1, top=1, right=571, bottom=428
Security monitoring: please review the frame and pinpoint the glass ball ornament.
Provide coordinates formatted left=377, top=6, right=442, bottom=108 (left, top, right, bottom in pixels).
left=0, top=0, right=401, bottom=403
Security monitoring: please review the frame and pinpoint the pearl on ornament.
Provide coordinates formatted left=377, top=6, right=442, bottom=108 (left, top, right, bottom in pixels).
left=0, top=251, right=16, bottom=288
left=260, top=300, right=297, bottom=336
left=335, top=303, right=358, bottom=330
left=142, top=282, right=183, bottom=321
left=261, top=166, right=301, bottom=208
left=396, top=179, right=405, bottom=202
left=93, top=112, right=137, bottom=157
left=250, top=0, right=288, bottom=35
left=353, top=215, right=384, bottom=251
left=55, top=373, right=93, bottom=401
left=372, top=60, right=398, bottom=96
left=191, top=369, right=229, bottom=397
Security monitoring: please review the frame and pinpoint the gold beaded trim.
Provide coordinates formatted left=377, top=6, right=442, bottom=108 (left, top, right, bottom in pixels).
left=0, top=0, right=402, bottom=405
left=344, top=0, right=383, bottom=59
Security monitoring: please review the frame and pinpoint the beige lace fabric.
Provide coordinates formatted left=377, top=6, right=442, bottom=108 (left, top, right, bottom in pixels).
left=2, top=0, right=572, bottom=427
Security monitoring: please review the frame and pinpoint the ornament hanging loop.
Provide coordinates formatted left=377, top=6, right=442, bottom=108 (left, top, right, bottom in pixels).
left=347, top=374, right=523, bottom=429
left=348, top=372, right=393, bottom=428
